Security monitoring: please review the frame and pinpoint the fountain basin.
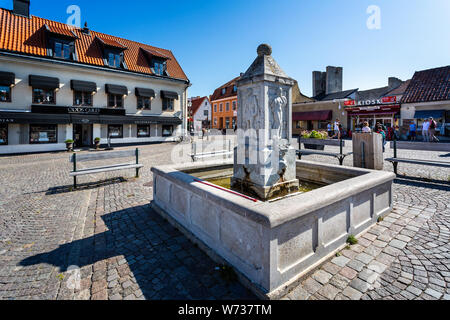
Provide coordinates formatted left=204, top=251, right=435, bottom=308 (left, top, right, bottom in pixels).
left=150, top=159, right=395, bottom=299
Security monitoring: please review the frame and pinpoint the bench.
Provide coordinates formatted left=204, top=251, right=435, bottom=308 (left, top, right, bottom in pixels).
left=297, top=138, right=353, bottom=166
left=385, top=138, right=450, bottom=175
left=190, top=140, right=234, bottom=162
left=70, top=148, right=144, bottom=188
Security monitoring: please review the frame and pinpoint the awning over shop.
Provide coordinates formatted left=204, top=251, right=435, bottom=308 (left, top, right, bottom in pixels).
left=414, top=110, right=445, bottom=119
left=0, top=112, right=70, bottom=124
left=71, top=80, right=97, bottom=93
left=100, top=115, right=182, bottom=125
left=105, top=84, right=128, bottom=95
left=135, top=87, right=155, bottom=98
left=0, top=71, right=15, bottom=86
left=292, top=110, right=332, bottom=121
left=160, top=90, right=179, bottom=100
left=29, top=75, right=59, bottom=90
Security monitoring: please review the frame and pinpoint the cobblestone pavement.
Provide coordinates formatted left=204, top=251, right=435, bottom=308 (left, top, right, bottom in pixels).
left=0, top=140, right=449, bottom=300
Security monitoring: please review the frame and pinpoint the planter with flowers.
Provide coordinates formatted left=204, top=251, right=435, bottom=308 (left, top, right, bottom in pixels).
left=94, top=137, right=101, bottom=150
left=301, top=130, right=328, bottom=150
left=64, top=139, right=74, bottom=152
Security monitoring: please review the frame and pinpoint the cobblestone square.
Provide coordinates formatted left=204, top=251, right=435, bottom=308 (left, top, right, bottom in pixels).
left=0, top=141, right=449, bottom=300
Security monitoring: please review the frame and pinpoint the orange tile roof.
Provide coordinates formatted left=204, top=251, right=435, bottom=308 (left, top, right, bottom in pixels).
left=210, top=76, right=241, bottom=101
left=45, top=24, right=77, bottom=38
left=0, top=8, right=188, bottom=81
left=95, top=36, right=127, bottom=49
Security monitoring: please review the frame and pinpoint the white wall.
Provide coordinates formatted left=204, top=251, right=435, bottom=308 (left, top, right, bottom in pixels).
left=193, top=99, right=212, bottom=132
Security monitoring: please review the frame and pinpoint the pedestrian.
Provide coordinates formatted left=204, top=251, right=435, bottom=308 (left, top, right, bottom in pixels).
left=376, top=124, right=386, bottom=152
left=332, top=119, right=340, bottom=139
left=362, top=121, right=371, bottom=133
left=429, top=117, right=439, bottom=142
left=409, top=122, right=417, bottom=141
left=422, top=119, right=430, bottom=142
left=327, top=122, right=333, bottom=137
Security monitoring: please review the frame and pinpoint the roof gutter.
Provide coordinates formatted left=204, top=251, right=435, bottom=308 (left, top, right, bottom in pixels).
left=0, top=50, right=190, bottom=85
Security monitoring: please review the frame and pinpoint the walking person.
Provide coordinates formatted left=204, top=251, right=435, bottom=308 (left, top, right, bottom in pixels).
left=429, top=117, right=439, bottom=142
left=327, top=122, right=333, bottom=137
left=332, top=119, right=340, bottom=139
left=422, top=119, right=430, bottom=142
left=409, top=122, right=417, bottom=141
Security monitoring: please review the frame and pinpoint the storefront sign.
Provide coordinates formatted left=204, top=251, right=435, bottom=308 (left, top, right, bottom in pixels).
left=0, top=118, right=15, bottom=123
left=345, top=96, right=397, bottom=107
left=67, top=107, right=101, bottom=114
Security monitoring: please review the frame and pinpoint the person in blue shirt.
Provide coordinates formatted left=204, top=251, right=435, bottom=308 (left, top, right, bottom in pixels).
left=409, top=122, right=416, bottom=141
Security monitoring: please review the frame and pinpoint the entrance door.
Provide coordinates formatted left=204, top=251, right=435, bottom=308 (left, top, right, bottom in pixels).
left=73, top=124, right=93, bottom=148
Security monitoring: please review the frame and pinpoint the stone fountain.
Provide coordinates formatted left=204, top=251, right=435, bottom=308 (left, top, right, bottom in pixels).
left=150, top=45, right=396, bottom=299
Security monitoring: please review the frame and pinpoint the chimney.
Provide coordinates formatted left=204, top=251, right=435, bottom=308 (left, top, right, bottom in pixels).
left=312, top=71, right=326, bottom=97
left=13, top=0, right=30, bottom=17
left=82, top=22, right=90, bottom=35
left=388, top=77, right=402, bottom=90
left=325, top=66, right=343, bottom=95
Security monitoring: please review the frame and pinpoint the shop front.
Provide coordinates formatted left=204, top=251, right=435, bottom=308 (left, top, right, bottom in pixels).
left=292, top=110, right=332, bottom=136
left=345, top=96, right=400, bottom=139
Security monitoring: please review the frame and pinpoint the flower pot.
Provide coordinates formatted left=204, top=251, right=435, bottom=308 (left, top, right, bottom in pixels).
left=304, top=144, right=325, bottom=150
left=66, top=142, right=73, bottom=152
left=94, top=140, right=100, bottom=149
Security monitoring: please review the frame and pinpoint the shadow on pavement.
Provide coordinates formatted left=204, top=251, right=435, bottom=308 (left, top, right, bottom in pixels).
left=394, top=176, right=450, bottom=191
left=20, top=204, right=256, bottom=300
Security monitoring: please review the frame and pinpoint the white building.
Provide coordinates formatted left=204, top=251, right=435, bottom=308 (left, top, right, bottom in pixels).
left=188, top=96, right=211, bottom=133
left=0, top=0, right=190, bottom=154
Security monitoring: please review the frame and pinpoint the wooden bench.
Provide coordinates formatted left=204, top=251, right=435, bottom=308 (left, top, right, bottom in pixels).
left=70, top=148, right=143, bottom=188
left=386, top=139, right=450, bottom=175
left=297, top=138, right=353, bottom=166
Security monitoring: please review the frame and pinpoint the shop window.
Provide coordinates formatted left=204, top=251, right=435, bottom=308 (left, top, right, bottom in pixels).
left=108, top=94, right=123, bottom=108
left=108, top=125, right=123, bottom=138
left=0, top=124, right=7, bottom=145
left=74, top=91, right=93, bottom=106
left=318, top=121, right=329, bottom=130
left=232, top=117, right=236, bottom=128
left=29, top=124, right=57, bottom=144
left=137, top=96, right=151, bottom=110
left=296, top=121, right=301, bottom=129
left=225, top=117, right=230, bottom=129
left=162, top=125, right=173, bottom=137
left=137, top=125, right=150, bottom=137
left=162, top=98, right=174, bottom=111
left=33, top=88, right=55, bottom=104
left=0, top=86, right=11, bottom=102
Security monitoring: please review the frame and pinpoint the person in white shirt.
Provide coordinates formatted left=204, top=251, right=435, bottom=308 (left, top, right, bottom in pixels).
left=362, top=121, right=371, bottom=133
left=422, top=120, right=430, bottom=142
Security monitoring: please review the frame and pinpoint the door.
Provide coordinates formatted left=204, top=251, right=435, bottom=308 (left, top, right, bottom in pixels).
left=73, top=124, right=93, bottom=147
left=73, top=124, right=83, bottom=148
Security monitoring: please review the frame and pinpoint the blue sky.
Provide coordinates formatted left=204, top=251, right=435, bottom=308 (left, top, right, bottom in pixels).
left=4, top=0, right=450, bottom=97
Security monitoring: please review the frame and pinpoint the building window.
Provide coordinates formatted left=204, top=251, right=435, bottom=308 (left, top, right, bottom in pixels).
left=232, top=101, right=236, bottom=110
left=214, top=104, right=217, bottom=112
left=214, top=118, right=217, bottom=126
left=108, top=125, right=123, bottom=138
left=108, top=52, right=122, bottom=68
left=233, top=85, right=237, bottom=93
left=0, top=86, right=11, bottom=102
left=153, top=59, right=166, bottom=76
left=137, top=125, right=150, bottom=137
left=137, top=96, right=151, bottom=110
left=296, top=121, right=301, bottom=129
left=225, top=118, right=230, bottom=129
left=219, top=103, right=223, bottom=112
left=204, top=110, right=208, bottom=117
left=226, top=102, right=230, bottom=112
left=0, top=124, right=7, bottom=145
left=232, top=117, right=236, bottom=129
left=108, top=94, right=123, bottom=108
left=29, top=125, right=57, bottom=144
left=74, top=91, right=93, bottom=106
left=162, top=125, right=173, bottom=137
left=33, top=88, right=55, bottom=104
left=221, top=88, right=226, bottom=95
left=162, top=98, right=174, bottom=111
left=54, top=41, right=71, bottom=60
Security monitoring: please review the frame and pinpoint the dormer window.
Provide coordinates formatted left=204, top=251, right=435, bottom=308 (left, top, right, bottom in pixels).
left=140, top=48, right=171, bottom=77
left=222, top=88, right=226, bottom=95
left=153, top=59, right=166, bottom=76
left=108, top=51, right=122, bottom=68
left=44, top=24, right=77, bottom=61
left=233, top=85, right=237, bottom=93
left=96, top=36, right=128, bottom=70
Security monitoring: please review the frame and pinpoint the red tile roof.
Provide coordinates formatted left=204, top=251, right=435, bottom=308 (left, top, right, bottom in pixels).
left=95, top=36, right=127, bottom=49
left=45, top=24, right=77, bottom=38
left=384, top=79, right=411, bottom=96
left=210, top=76, right=241, bottom=101
left=0, top=8, right=188, bottom=81
left=401, top=66, right=450, bottom=103
left=190, top=96, right=209, bottom=116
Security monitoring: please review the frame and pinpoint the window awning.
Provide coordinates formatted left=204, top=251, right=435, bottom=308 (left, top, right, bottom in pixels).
left=414, top=110, right=445, bottom=119
left=105, top=84, right=128, bottom=95
left=161, top=90, right=179, bottom=100
left=29, top=75, right=60, bottom=90
left=135, top=87, right=155, bottom=98
left=71, top=80, right=97, bottom=93
left=0, top=71, right=15, bottom=86
left=293, top=110, right=332, bottom=121
left=0, top=112, right=70, bottom=124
